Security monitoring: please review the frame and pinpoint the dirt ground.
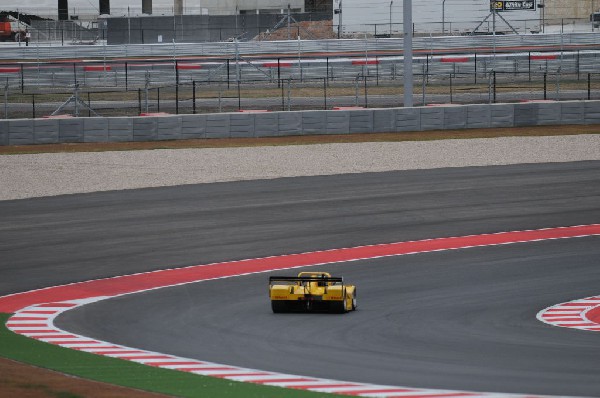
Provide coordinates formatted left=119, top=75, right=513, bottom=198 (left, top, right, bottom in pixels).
left=1, top=124, right=599, bottom=155
left=0, top=357, right=170, bottom=398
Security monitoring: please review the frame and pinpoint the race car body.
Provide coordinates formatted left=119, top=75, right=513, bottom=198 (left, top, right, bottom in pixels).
left=269, top=271, right=357, bottom=313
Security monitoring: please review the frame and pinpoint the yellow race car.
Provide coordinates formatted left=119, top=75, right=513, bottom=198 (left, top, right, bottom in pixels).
left=269, top=272, right=357, bottom=313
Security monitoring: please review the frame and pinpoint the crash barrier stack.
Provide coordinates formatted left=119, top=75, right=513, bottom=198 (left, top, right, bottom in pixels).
left=1, top=100, right=599, bottom=146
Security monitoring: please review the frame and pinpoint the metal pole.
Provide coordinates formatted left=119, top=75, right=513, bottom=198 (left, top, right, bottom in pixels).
left=324, top=77, right=327, bottom=110
left=493, top=70, right=496, bottom=103
left=403, top=0, right=413, bottom=107
left=337, top=0, right=343, bottom=39
left=442, top=0, right=446, bottom=34
left=4, top=78, right=8, bottom=119
left=390, top=1, right=393, bottom=35
left=193, top=81, right=196, bottom=114
left=287, top=4, right=291, bottom=40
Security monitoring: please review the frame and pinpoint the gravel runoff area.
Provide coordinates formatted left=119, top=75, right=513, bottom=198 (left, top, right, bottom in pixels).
left=1, top=135, right=600, bottom=201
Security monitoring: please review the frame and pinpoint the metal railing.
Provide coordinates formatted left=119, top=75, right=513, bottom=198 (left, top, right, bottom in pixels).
left=2, top=32, right=600, bottom=61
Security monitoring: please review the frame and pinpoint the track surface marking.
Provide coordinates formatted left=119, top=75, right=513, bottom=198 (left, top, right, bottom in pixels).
left=2, top=225, right=600, bottom=398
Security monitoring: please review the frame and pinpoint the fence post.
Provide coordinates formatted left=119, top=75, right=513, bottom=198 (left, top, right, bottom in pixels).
left=364, top=74, right=368, bottom=107
left=493, top=71, right=497, bottom=103
left=87, top=92, right=91, bottom=117
left=588, top=73, right=592, bottom=100
left=474, top=53, right=477, bottom=84
left=528, top=52, right=531, bottom=82
left=323, top=77, right=327, bottom=110
left=176, top=83, right=179, bottom=115
left=157, top=87, right=161, bottom=112
left=73, top=63, right=77, bottom=86
left=277, top=58, right=281, bottom=88
left=376, top=55, right=379, bottom=86
left=281, top=79, right=285, bottom=111
left=32, top=94, right=35, bottom=118
left=138, top=88, right=142, bottom=115
left=193, top=81, right=196, bottom=114
left=577, top=50, right=580, bottom=80
left=449, top=73, right=453, bottom=103
left=237, top=79, right=241, bottom=111
left=20, top=64, right=25, bottom=93
left=4, top=78, right=8, bottom=119
left=422, top=64, right=426, bottom=106
left=543, top=72, right=547, bottom=100
left=287, top=78, right=291, bottom=111
left=227, top=59, right=231, bottom=89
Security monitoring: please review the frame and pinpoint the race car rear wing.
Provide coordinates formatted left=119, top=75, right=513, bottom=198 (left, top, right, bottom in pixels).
left=269, top=276, right=344, bottom=285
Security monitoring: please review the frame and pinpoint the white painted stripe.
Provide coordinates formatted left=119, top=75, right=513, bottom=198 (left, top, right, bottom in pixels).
left=253, top=376, right=340, bottom=387
left=7, top=327, right=55, bottom=331
left=214, top=371, right=282, bottom=384
left=157, top=363, right=209, bottom=369
left=104, top=352, right=170, bottom=358
left=38, top=337, right=91, bottom=342
left=128, top=358, right=185, bottom=363
left=7, top=226, right=599, bottom=398
left=190, top=369, right=259, bottom=376
left=311, top=385, right=403, bottom=393
left=58, top=343, right=115, bottom=348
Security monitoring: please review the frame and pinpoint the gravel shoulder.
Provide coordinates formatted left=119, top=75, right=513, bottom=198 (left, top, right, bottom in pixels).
left=1, top=133, right=599, bottom=201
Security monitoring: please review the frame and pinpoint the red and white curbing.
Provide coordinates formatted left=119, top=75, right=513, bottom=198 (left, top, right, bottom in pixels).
left=537, top=296, right=600, bottom=332
left=7, top=298, right=529, bottom=398
left=3, top=224, right=600, bottom=398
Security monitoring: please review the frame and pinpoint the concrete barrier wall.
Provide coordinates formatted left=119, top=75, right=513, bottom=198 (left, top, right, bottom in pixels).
left=1, top=101, right=599, bottom=146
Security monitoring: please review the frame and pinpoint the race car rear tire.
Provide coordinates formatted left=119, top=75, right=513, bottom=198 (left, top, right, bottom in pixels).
left=352, top=288, right=357, bottom=310
left=271, top=300, right=289, bottom=313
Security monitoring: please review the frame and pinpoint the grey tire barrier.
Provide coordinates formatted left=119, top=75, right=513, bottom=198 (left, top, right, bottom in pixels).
left=1, top=100, right=599, bottom=146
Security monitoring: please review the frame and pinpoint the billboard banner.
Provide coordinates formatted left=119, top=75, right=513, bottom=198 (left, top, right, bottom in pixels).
left=490, top=1, right=536, bottom=11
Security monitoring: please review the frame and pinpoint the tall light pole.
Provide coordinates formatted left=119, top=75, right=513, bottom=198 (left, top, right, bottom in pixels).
left=336, top=0, right=343, bottom=39
left=389, top=1, right=394, bottom=35
left=403, top=0, right=413, bottom=107
left=442, top=0, right=447, bottom=34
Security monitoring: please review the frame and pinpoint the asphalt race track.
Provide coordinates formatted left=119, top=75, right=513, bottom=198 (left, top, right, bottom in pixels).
left=3, top=161, right=600, bottom=397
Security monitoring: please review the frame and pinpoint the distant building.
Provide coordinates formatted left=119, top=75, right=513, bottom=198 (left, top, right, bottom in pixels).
left=0, top=1, right=333, bottom=20
left=542, top=0, right=598, bottom=22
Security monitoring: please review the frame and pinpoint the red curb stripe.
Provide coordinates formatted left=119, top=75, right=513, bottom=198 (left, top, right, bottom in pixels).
left=1, top=225, right=597, bottom=314
left=530, top=54, right=557, bottom=60
left=440, top=57, right=469, bottom=63
left=586, top=307, right=600, bottom=323
left=263, top=62, right=292, bottom=67
left=351, top=60, right=379, bottom=65
left=176, top=64, right=202, bottom=70
left=83, top=66, right=112, bottom=72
